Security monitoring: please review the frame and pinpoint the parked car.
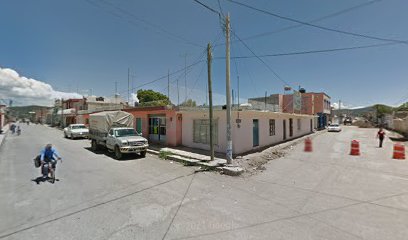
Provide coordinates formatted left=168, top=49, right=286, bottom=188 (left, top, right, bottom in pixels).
left=64, top=124, right=89, bottom=139
left=88, top=111, right=148, bottom=159
left=327, top=123, right=342, bottom=132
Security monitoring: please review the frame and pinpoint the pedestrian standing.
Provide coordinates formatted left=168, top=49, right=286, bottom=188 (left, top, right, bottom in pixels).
left=377, top=127, right=385, bottom=148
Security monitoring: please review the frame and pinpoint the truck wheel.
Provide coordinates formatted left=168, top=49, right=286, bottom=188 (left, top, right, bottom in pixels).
left=91, top=140, right=98, bottom=151
left=114, top=146, right=122, bottom=159
left=140, top=151, right=146, bottom=158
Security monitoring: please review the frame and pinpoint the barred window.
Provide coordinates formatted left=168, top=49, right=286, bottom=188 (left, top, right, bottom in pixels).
left=269, top=119, right=275, bottom=136
left=193, top=119, right=218, bottom=144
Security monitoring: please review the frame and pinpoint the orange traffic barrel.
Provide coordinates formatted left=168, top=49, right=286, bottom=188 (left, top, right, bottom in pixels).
left=304, top=137, right=312, bottom=152
left=393, top=143, right=406, bottom=160
left=350, top=140, right=360, bottom=156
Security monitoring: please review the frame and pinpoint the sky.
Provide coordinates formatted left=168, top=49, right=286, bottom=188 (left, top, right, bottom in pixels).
left=0, top=0, right=407, bottom=108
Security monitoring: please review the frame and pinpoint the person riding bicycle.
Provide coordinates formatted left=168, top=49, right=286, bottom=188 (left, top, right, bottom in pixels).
left=40, top=144, right=61, bottom=179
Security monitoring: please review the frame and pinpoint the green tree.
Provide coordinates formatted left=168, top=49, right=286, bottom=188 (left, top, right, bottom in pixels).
left=136, top=89, right=171, bottom=106
left=180, top=99, right=196, bottom=107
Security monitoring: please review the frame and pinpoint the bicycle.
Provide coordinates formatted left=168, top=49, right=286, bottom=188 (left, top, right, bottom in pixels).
left=41, top=158, right=62, bottom=183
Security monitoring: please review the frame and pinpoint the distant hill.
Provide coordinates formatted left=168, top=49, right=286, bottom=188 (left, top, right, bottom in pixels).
left=332, top=104, right=394, bottom=118
left=332, top=106, right=375, bottom=117
left=7, top=105, right=51, bottom=119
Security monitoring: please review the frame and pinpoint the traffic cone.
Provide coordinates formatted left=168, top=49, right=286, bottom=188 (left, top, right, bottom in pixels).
left=304, top=137, right=312, bottom=152
left=350, top=140, right=360, bottom=156
left=393, top=143, right=406, bottom=160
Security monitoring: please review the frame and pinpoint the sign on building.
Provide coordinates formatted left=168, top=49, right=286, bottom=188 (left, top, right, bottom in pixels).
left=293, top=90, right=302, bottom=111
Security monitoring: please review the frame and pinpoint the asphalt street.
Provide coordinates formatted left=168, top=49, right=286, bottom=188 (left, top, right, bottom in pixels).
left=1, top=124, right=408, bottom=240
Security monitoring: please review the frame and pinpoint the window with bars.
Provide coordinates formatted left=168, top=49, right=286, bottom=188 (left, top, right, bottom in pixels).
left=193, top=119, right=218, bottom=145
left=269, top=119, right=275, bottom=136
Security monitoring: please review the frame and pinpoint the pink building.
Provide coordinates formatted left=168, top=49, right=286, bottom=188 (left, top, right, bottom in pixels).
left=282, top=92, right=331, bottom=115
left=124, top=106, right=182, bottom=147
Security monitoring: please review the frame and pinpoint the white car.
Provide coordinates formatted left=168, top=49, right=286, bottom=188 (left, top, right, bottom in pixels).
left=64, top=124, right=89, bottom=139
left=327, top=123, right=341, bottom=132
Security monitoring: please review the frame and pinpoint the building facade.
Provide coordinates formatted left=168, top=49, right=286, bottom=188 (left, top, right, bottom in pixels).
left=180, top=109, right=316, bottom=155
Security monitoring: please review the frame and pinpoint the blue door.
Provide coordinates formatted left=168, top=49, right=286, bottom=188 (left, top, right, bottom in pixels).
left=253, top=119, right=259, bottom=147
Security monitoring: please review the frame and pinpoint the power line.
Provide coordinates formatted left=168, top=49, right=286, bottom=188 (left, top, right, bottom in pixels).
left=226, top=0, right=408, bottom=45
left=213, top=42, right=399, bottom=59
left=241, top=0, right=384, bottom=42
left=85, top=0, right=203, bottom=48
left=232, top=30, right=292, bottom=87
left=193, top=0, right=221, bottom=16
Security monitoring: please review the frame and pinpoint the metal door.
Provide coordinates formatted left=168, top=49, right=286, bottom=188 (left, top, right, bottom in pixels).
left=283, top=120, right=287, bottom=140
left=136, top=118, right=142, bottom=134
left=253, top=119, right=259, bottom=147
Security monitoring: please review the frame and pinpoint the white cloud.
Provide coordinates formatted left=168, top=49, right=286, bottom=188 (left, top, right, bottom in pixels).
left=131, top=93, right=139, bottom=106
left=0, top=66, right=82, bottom=106
left=331, top=102, right=348, bottom=110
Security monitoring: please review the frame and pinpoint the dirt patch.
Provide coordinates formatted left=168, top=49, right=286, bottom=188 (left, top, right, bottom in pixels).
left=234, top=143, right=298, bottom=176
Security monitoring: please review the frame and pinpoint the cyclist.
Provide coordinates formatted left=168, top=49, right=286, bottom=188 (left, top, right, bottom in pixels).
left=40, top=144, right=61, bottom=179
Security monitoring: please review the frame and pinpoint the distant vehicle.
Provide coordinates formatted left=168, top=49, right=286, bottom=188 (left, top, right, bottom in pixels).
left=64, top=124, right=89, bottom=139
left=88, top=111, right=148, bottom=159
left=328, top=123, right=342, bottom=132
left=344, top=117, right=352, bottom=125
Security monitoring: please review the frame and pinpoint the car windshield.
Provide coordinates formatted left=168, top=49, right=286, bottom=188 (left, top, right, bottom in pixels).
left=115, top=129, right=137, bottom=137
left=330, top=124, right=339, bottom=127
left=71, top=125, right=87, bottom=129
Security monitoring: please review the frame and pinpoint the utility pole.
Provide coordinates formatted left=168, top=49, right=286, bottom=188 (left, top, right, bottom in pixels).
left=237, top=76, right=240, bottom=119
left=61, top=98, right=64, bottom=128
left=207, top=43, right=214, bottom=161
left=232, top=89, right=235, bottom=109
left=167, top=69, right=170, bottom=100
left=225, top=13, right=233, bottom=164
left=181, top=53, right=188, bottom=103
left=265, top=91, right=267, bottom=110
left=177, top=76, right=180, bottom=106
left=128, top=68, right=130, bottom=105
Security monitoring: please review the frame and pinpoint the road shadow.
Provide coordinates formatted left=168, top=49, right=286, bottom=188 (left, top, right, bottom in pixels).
left=31, top=176, right=60, bottom=185
left=83, top=147, right=145, bottom=161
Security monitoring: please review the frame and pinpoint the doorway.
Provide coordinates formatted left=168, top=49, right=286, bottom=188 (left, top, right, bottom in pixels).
left=283, top=119, right=287, bottom=140
left=310, top=119, right=313, bottom=132
left=253, top=119, right=259, bottom=147
left=136, top=118, right=142, bottom=134
left=289, top=118, right=293, bottom=137
left=148, top=115, right=166, bottom=143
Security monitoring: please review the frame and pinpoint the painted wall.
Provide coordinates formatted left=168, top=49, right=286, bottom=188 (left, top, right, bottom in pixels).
left=125, top=108, right=180, bottom=146
left=181, top=110, right=316, bottom=155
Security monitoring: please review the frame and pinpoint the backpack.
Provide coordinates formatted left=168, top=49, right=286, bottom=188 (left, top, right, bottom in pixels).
left=33, top=155, right=41, bottom=168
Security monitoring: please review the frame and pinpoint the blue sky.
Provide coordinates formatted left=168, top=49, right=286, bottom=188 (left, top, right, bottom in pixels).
left=0, top=0, right=407, bottom=107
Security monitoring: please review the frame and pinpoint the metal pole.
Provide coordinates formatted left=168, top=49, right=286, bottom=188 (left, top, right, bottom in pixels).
left=167, top=69, right=170, bottom=100
left=61, top=98, right=64, bottom=128
left=237, top=76, right=240, bottom=119
left=177, top=76, right=180, bottom=106
left=128, top=68, right=130, bottom=105
left=225, top=13, right=233, bottom=164
left=265, top=91, right=267, bottom=110
left=207, top=43, right=214, bottom=161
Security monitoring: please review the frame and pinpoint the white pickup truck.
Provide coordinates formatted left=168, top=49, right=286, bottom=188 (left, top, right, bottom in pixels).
left=89, top=111, right=148, bottom=159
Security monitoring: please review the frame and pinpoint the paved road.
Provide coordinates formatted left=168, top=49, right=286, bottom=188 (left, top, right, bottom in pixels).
left=1, top=125, right=408, bottom=240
